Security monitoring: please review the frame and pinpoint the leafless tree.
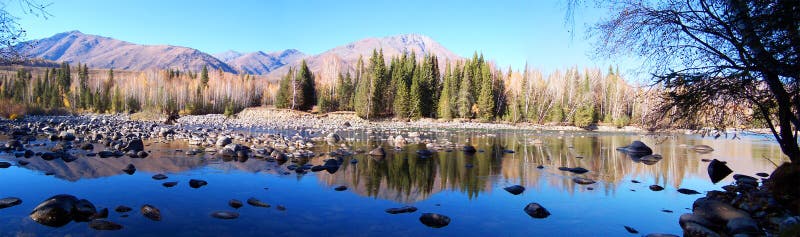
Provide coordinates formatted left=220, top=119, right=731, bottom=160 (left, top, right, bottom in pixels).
left=0, top=0, right=51, bottom=64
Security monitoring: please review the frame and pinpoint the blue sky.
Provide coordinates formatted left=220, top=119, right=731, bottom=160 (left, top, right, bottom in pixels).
left=11, top=0, right=634, bottom=75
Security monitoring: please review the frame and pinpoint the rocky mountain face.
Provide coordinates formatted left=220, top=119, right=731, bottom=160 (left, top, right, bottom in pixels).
left=22, top=31, right=235, bottom=73
left=23, top=31, right=461, bottom=79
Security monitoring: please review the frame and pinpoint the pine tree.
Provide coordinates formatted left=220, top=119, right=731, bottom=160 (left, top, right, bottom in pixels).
left=200, top=65, right=209, bottom=88
left=276, top=67, right=293, bottom=109
left=457, top=64, right=474, bottom=118
left=294, top=60, right=316, bottom=111
left=392, top=68, right=410, bottom=118
left=335, top=72, right=354, bottom=111
left=437, top=63, right=453, bottom=119
left=477, top=64, right=495, bottom=120
left=408, top=70, right=422, bottom=118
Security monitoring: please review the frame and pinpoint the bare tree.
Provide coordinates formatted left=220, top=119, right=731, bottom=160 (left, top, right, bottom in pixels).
left=590, top=0, right=799, bottom=163
left=0, top=0, right=51, bottom=64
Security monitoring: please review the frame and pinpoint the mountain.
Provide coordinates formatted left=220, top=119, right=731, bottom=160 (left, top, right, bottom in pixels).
left=215, top=49, right=305, bottom=75
left=23, top=31, right=236, bottom=73
left=265, top=34, right=461, bottom=83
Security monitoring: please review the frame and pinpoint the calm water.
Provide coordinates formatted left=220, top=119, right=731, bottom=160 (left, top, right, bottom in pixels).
left=0, top=129, right=788, bottom=236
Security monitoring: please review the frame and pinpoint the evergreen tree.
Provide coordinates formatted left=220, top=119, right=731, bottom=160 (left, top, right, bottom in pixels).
left=437, top=63, right=454, bottom=119
left=295, top=60, right=316, bottom=111
left=200, top=65, right=209, bottom=88
left=275, top=67, right=293, bottom=109
left=408, top=70, right=422, bottom=118
left=457, top=64, right=474, bottom=118
left=355, top=49, right=387, bottom=119
left=392, top=69, right=410, bottom=118
left=335, top=72, right=354, bottom=111
left=477, top=64, right=495, bottom=120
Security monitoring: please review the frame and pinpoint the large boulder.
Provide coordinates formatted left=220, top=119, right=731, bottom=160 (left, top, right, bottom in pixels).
left=524, top=202, right=551, bottom=218
left=707, top=159, right=733, bottom=184
left=123, top=139, right=144, bottom=152
left=29, top=194, right=80, bottom=227
left=419, top=213, right=450, bottom=228
left=216, top=136, right=232, bottom=147
left=616, top=141, right=653, bottom=157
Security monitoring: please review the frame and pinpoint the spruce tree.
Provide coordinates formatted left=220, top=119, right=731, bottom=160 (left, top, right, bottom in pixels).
left=437, top=63, right=453, bottom=119
left=295, top=60, right=316, bottom=111
left=408, top=70, right=422, bottom=118
left=477, top=64, right=495, bottom=120
left=276, top=67, right=293, bottom=109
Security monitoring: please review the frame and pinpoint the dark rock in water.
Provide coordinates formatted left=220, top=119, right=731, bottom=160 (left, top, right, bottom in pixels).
left=137, top=151, right=148, bottom=158
left=643, top=234, right=679, bottom=237
left=152, top=174, right=168, bottom=180
left=18, top=160, right=29, bottom=166
left=624, top=225, right=639, bottom=234
left=708, top=159, right=733, bottom=184
left=416, top=149, right=434, bottom=158
left=246, top=198, right=270, bottom=208
left=80, top=143, right=94, bottom=150
left=523, top=202, right=551, bottom=219
left=536, top=165, right=544, bottom=169
left=89, top=219, right=123, bottom=230
left=726, top=217, right=759, bottom=235
left=385, top=206, right=418, bottom=214
left=682, top=222, right=719, bottom=237
left=638, top=154, right=663, bottom=165
left=216, top=136, right=232, bottom=147
left=41, top=152, right=60, bottom=160
left=350, top=158, right=358, bottom=164
left=693, top=145, right=714, bottom=154
left=61, top=154, right=77, bottom=162
left=419, top=213, right=451, bottom=228
left=334, top=185, right=348, bottom=191
left=692, top=197, right=749, bottom=225
left=310, top=165, right=326, bottom=172
left=462, top=145, right=477, bottom=154
left=73, top=199, right=98, bottom=222
left=89, top=208, right=108, bottom=220
left=122, top=164, right=136, bottom=175
left=98, top=151, right=114, bottom=158
left=115, top=205, right=132, bottom=213
left=573, top=177, right=596, bottom=185
left=210, top=211, right=239, bottom=220
left=228, top=199, right=243, bottom=209
left=755, top=172, right=769, bottom=178
left=558, top=167, right=589, bottom=174
left=369, top=147, right=386, bottom=157
left=140, top=204, right=161, bottom=221
left=679, top=213, right=718, bottom=230
left=59, top=131, right=76, bottom=141
left=276, top=205, right=286, bottom=211
left=677, top=188, right=701, bottom=195
left=649, top=185, right=665, bottom=191
left=504, top=185, right=525, bottom=195
left=29, top=194, right=79, bottom=227
left=0, top=162, right=11, bottom=168
left=0, top=197, right=22, bottom=209
left=123, top=139, right=144, bottom=152
left=189, top=179, right=207, bottom=188
left=617, top=141, right=653, bottom=157
left=162, top=182, right=178, bottom=187
left=631, top=180, right=641, bottom=183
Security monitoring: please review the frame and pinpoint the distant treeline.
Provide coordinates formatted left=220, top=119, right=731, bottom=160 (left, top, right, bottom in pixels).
left=0, top=49, right=763, bottom=128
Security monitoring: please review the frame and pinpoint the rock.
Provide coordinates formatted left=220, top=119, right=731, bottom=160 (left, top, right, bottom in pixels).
left=678, top=188, right=701, bottom=195
left=643, top=234, right=679, bottom=237
left=80, top=143, right=94, bottom=150
left=29, top=194, right=79, bottom=227
left=649, top=185, right=665, bottom=191
left=162, top=182, right=178, bottom=187
left=123, top=139, right=144, bottom=152
left=693, top=145, right=714, bottom=154
left=617, top=141, right=653, bottom=157
left=462, top=145, right=477, bottom=154
left=558, top=167, right=589, bottom=174
left=122, top=164, right=136, bottom=175
left=679, top=213, right=718, bottom=230
left=89, top=219, right=123, bottom=230
left=726, top=217, right=759, bottom=235
left=536, top=165, right=544, bottom=169
left=140, top=204, right=161, bottom=221
left=326, top=133, right=341, bottom=143
left=137, top=151, right=148, bottom=158
left=228, top=199, right=243, bottom=209
left=416, top=149, right=434, bottom=158
left=573, top=177, right=596, bottom=185
left=0, top=197, right=22, bottom=209
left=115, top=206, right=132, bottom=213
left=18, top=160, right=29, bottom=166
left=73, top=199, right=97, bottom=221
left=385, top=206, right=418, bottom=214
left=0, top=162, right=11, bottom=168
left=152, top=174, right=168, bottom=180
left=504, top=185, right=525, bottom=195
left=210, top=211, right=239, bottom=220
left=523, top=202, right=551, bottom=219
left=639, top=154, right=663, bottom=165
left=334, top=185, right=348, bottom=191
left=59, top=131, right=76, bottom=141
left=682, top=222, right=721, bottom=237
left=216, top=136, right=232, bottom=147
left=692, top=198, right=749, bottom=225
left=98, top=150, right=114, bottom=158
left=247, top=197, right=270, bottom=208
left=369, top=147, right=386, bottom=157
left=708, top=159, right=733, bottom=184
left=189, top=179, right=207, bottom=188
left=419, top=213, right=451, bottom=228
left=624, top=225, right=639, bottom=234
left=755, top=172, right=769, bottom=178
left=90, top=207, right=108, bottom=220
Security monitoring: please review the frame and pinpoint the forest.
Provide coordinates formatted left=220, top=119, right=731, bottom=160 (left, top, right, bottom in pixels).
left=0, top=49, right=760, bottom=129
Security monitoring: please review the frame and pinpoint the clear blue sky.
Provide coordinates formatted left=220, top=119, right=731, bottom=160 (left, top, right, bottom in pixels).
left=12, top=0, right=633, bottom=74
